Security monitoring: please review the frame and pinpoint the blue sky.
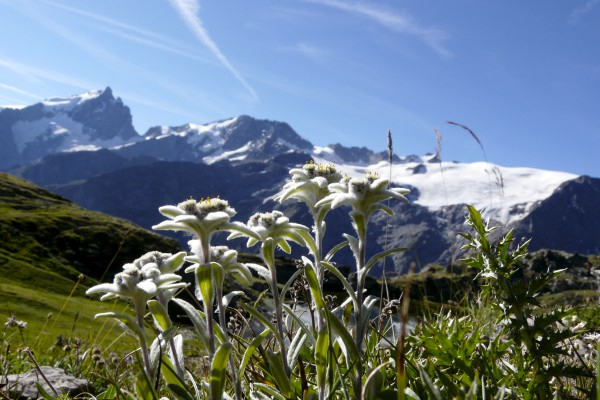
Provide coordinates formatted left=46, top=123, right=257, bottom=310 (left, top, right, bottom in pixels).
left=0, top=0, right=598, bottom=177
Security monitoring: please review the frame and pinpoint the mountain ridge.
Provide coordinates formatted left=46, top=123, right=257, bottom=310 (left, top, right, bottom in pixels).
left=1, top=88, right=597, bottom=274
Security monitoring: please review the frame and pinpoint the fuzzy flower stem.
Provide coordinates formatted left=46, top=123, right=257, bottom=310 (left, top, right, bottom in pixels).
left=199, top=236, right=216, bottom=358
left=215, top=283, right=243, bottom=400
left=311, top=210, right=326, bottom=333
left=133, top=298, right=153, bottom=378
left=354, top=222, right=367, bottom=399
left=265, top=247, right=290, bottom=376
left=157, top=292, right=184, bottom=378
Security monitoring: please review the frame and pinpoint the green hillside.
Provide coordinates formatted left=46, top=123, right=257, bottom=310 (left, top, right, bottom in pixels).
left=0, top=172, right=181, bottom=356
left=0, top=172, right=180, bottom=291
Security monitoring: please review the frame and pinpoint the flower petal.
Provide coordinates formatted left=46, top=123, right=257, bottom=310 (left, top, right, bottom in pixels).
left=137, top=280, right=158, bottom=297
left=86, top=283, right=120, bottom=296
left=158, top=205, right=186, bottom=218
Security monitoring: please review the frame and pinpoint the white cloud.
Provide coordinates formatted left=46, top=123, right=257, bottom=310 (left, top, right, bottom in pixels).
left=0, top=57, right=95, bottom=90
left=167, top=0, right=259, bottom=101
left=39, top=0, right=213, bottom=64
left=310, top=0, right=453, bottom=58
left=287, top=43, right=330, bottom=62
left=569, top=0, right=600, bottom=24
left=0, top=83, right=41, bottom=100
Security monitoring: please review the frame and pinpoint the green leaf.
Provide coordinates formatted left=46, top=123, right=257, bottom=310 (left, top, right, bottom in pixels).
left=251, top=383, right=287, bottom=400
left=172, top=298, right=210, bottom=351
left=327, top=309, right=359, bottom=366
left=262, top=238, right=276, bottom=269
left=322, top=261, right=357, bottom=308
left=238, top=328, right=272, bottom=382
left=212, top=262, right=225, bottom=292
left=167, top=384, right=197, bottom=400
left=304, top=264, right=325, bottom=310
left=161, top=355, right=195, bottom=400
left=241, top=303, right=284, bottom=345
left=278, top=238, right=292, bottom=253
left=343, top=233, right=360, bottom=263
left=280, top=267, right=304, bottom=304
left=364, top=361, right=394, bottom=400
left=315, top=328, right=330, bottom=394
left=296, top=228, right=319, bottom=257
left=265, top=350, right=293, bottom=397
left=94, top=311, right=144, bottom=338
left=33, top=382, right=57, bottom=400
left=96, top=384, right=118, bottom=399
left=287, top=329, right=308, bottom=371
left=147, top=299, right=172, bottom=332
left=418, top=366, right=442, bottom=400
left=135, top=370, right=158, bottom=400
left=211, top=342, right=233, bottom=400
left=196, top=263, right=215, bottom=307
left=324, top=240, right=349, bottom=262
left=363, top=246, right=408, bottom=275
left=282, top=303, right=315, bottom=345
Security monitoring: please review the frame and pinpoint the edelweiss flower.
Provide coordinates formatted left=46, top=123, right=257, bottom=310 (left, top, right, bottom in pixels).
left=153, top=197, right=236, bottom=237
left=240, top=210, right=310, bottom=253
left=133, top=251, right=187, bottom=274
left=185, top=244, right=253, bottom=286
left=152, top=198, right=258, bottom=254
left=86, top=256, right=186, bottom=303
left=316, top=171, right=410, bottom=217
left=275, top=161, right=343, bottom=208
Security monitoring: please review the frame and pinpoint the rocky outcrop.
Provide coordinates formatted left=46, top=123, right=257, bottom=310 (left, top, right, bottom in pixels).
left=513, top=176, right=600, bottom=255
left=4, top=366, right=90, bottom=399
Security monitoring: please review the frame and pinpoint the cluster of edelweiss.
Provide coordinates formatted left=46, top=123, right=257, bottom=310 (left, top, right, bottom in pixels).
left=86, top=161, right=410, bottom=398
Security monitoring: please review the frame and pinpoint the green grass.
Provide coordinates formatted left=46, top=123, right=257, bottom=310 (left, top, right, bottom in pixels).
left=0, top=280, right=141, bottom=365
left=0, top=172, right=178, bottom=384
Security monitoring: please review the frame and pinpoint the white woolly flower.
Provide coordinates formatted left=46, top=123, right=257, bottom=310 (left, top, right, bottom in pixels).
left=152, top=197, right=258, bottom=252
left=237, top=210, right=310, bottom=253
left=316, top=171, right=410, bottom=217
left=275, top=161, right=343, bottom=208
left=86, top=259, right=186, bottom=303
left=153, top=197, right=235, bottom=237
left=133, top=251, right=187, bottom=274
left=185, top=244, right=253, bottom=286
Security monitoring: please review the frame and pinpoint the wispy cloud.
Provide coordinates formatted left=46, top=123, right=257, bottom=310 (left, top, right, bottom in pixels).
left=0, top=56, right=95, bottom=90
left=39, top=0, right=214, bottom=64
left=310, top=0, right=453, bottom=58
left=0, top=83, right=42, bottom=100
left=167, top=0, right=259, bottom=101
left=286, top=43, right=331, bottom=63
left=569, top=0, right=600, bottom=24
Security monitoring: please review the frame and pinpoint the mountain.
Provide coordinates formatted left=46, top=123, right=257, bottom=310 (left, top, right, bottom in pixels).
left=114, top=115, right=313, bottom=163
left=512, top=175, right=600, bottom=254
left=0, top=87, right=138, bottom=169
left=1, top=88, right=598, bottom=275
left=0, top=172, right=180, bottom=294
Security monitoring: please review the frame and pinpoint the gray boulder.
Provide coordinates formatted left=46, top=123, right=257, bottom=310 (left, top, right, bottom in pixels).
left=4, top=366, right=90, bottom=399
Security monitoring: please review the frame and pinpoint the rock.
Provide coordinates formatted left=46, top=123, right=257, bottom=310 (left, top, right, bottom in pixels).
left=4, top=366, right=90, bottom=399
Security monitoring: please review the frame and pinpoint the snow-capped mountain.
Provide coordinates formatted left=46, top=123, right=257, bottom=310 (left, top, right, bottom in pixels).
left=115, top=115, right=313, bottom=163
left=313, top=155, right=577, bottom=226
left=0, top=87, right=138, bottom=168
left=2, top=88, right=597, bottom=273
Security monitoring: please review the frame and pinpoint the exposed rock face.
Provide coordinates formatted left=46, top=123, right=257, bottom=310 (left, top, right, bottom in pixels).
left=512, top=176, right=600, bottom=255
left=4, top=366, right=90, bottom=399
left=325, top=143, right=397, bottom=164
left=69, top=86, right=137, bottom=141
left=221, top=115, right=312, bottom=155
left=0, top=87, right=137, bottom=169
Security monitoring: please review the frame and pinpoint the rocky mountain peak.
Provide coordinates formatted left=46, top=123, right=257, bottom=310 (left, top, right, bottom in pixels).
left=0, top=87, right=138, bottom=169
left=68, top=86, right=137, bottom=141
